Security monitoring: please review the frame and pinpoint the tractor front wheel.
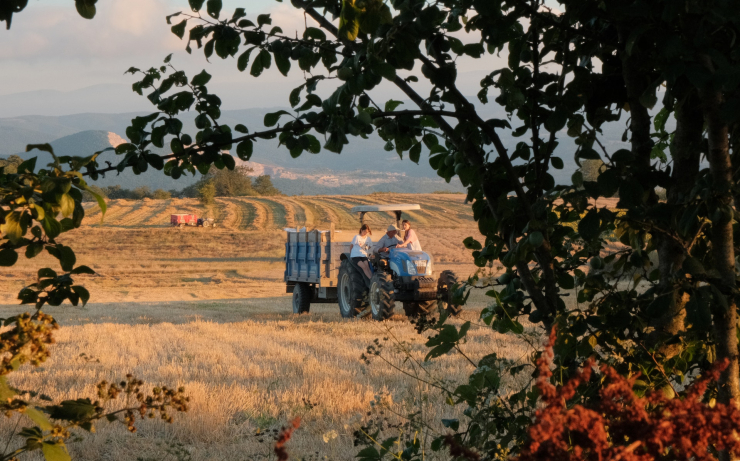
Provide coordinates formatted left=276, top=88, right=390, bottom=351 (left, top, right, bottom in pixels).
left=338, top=259, right=368, bottom=318
left=437, top=270, right=462, bottom=316
left=370, top=272, right=395, bottom=321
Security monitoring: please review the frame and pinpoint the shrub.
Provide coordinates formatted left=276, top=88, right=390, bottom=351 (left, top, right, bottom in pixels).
left=252, top=175, right=281, bottom=196
left=152, top=189, right=171, bottom=200
left=198, top=181, right=216, bottom=205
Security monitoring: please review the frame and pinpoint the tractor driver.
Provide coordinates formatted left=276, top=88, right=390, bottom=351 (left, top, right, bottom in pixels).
left=374, top=224, right=403, bottom=257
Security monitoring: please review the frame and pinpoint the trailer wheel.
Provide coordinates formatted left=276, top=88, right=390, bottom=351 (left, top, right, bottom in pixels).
left=370, top=272, right=395, bottom=321
left=437, top=270, right=462, bottom=316
left=338, top=259, right=367, bottom=318
left=178, top=223, right=184, bottom=228
left=292, top=283, right=311, bottom=314
left=403, top=300, right=437, bottom=318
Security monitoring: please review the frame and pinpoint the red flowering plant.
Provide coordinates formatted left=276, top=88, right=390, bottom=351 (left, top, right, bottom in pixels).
left=518, top=328, right=740, bottom=461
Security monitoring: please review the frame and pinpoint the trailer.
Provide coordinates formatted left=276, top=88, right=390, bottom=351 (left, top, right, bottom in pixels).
left=171, top=214, right=197, bottom=227
left=170, top=214, right=217, bottom=228
left=284, top=224, right=346, bottom=313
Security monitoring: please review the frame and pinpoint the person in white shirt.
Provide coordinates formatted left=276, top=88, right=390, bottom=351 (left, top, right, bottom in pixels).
left=374, top=224, right=403, bottom=257
left=350, top=224, right=374, bottom=280
left=398, top=220, right=422, bottom=251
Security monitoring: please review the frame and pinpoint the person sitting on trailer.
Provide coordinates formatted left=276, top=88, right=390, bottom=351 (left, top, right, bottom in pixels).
left=350, top=224, right=374, bottom=280
left=374, top=224, right=403, bottom=257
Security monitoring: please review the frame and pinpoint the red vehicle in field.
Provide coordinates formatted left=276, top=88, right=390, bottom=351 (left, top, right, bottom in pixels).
left=170, top=214, right=216, bottom=228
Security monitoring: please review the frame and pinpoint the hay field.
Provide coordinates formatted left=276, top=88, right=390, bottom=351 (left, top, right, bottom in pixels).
left=0, top=193, right=489, bottom=304
left=0, top=295, right=534, bottom=461
left=0, top=193, right=531, bottom=460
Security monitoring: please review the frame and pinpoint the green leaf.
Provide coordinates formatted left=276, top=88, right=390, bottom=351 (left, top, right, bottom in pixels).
left=578, top=210, right=601, bottom=241
left=171, top=19, right=187, bottom=39
left=26, top=243, right=44, bottom=259
left=409, top=143, right=422, bottom=164
left=74, top=0, right=97, bottom=20
left=41, top=217, right=62, bottom=240
left=191, top=70, right=212, bottom=86
left=264, top=110, right=290, bottom=127
left=26, top=143, right=55, bottom=156
left=544, top=110, right=567, bottom=133
left=221, top=153, right=235, bottom=170
left=528, top=231, right=544, bottom=247
left=257, top=14, right=272, bottom=27
left=303, top=27, right=326, bottom=41
left=0, top=248, right=18, bottom=267
left=26, top=407, right=53, bottom=431
left=17, top=157, right=37, bottom=174
left=274, top=52, right=291, bottom=76
left=188, top=0, right=204, bottom=11
left=57, top=246, right=76, bottom=272
left=557, top=272, right=575, bottom=290
left=2, top=212, right=23, bottom=243
left=71, top=265, right=95, bottom=275
left=59, top=194, right=75, bottom=218
left=384, top=100, right=403, bottom=112
left=71, top=286, right=90, bottom=306
left=250, top=49, right=271, bottom=77
left=338, top=1, right=361, bottom=41
left=550, top=157, right=564, bottom=169
left=42, top=442, right=71, bottom=461
left=236, top=140, right=254, bottom=160
left=237, top=48, right=253, bottom=72
left=206, top=0, right=222, bottom=19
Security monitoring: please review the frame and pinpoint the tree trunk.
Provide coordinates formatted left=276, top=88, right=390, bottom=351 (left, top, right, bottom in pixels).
left=700, top=63, right=740, bottom=407
left=650, top=94, right=703, bottom=358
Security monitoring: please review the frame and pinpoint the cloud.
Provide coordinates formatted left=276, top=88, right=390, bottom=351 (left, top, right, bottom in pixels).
left=0, top=0, right=181, bottom=60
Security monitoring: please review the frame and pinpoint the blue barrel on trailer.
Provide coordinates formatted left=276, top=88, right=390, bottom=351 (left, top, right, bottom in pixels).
left=284, top=224, right=349, bottom=314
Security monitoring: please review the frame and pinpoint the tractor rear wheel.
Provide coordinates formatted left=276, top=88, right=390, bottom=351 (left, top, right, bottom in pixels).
left=370, top=272, right=395, bottom=321
left=403, top=300, right=437, bottom=318
left=292, top=283, right=311, bottom=314
left=338, top=259, right=368, bottom=318
left=203, top=220, right=210, bottom=227
left=437, top=270, right=462, bottom=316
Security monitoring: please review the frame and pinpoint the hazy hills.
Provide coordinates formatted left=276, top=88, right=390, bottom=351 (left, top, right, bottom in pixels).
left=0, top=93, right=634, bottom=194
left=5, top=129, right=466, bottom=194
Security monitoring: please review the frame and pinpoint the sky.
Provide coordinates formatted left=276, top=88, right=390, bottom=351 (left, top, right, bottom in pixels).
left=0, top=0, right=497, bottom=116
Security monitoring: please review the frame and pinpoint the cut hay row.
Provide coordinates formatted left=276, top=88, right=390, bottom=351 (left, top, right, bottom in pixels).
left=77, top=195, right=475, bottom=231
left=97, top=200, right=138, bottom=226
left=238, top=198, right=267, bottom=230
left=139, top=200, right=174, bottom=227
left=214, top=198, right=242, bottom=229
left=277, top=199, right=297, bottom=229
left=287, top=198, right=313, bottom=229
left=308, top=197, right=361, bottom=229
left=255, top=198, right=287, bottom=229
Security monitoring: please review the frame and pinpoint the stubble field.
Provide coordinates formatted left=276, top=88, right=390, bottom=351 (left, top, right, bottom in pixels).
left=0, top=193, right=534, bottom=460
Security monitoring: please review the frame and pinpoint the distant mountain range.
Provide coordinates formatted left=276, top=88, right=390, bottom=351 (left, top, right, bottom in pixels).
left=0, top=98, right=636, bottom=194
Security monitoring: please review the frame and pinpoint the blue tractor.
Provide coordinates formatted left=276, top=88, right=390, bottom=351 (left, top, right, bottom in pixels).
left=337, top=204, right=461, bottom=321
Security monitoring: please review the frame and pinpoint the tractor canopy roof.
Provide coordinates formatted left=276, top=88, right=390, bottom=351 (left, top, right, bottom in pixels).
left=350, top=204, right=421, bottom=213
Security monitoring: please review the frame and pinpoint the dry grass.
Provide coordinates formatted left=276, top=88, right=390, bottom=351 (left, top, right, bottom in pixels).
left=0, top=193, right=531, bottom=460
left=0, top=293, right=535, bottom=461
